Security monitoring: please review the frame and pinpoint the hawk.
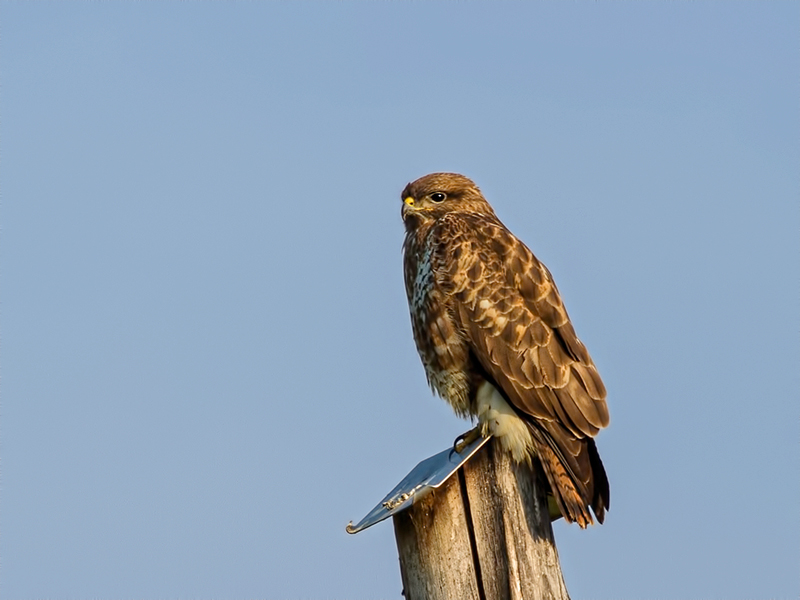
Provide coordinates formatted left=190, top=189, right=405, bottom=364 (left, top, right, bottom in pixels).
left=401, top=172, right=609, bottom=527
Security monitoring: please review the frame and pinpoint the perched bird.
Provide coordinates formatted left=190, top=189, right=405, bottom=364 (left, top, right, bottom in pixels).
left=401, top=172, right=609, bottom=527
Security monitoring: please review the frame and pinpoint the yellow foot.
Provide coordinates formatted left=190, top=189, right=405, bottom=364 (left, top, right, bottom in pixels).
left=453, top=426, right=483, bottom=454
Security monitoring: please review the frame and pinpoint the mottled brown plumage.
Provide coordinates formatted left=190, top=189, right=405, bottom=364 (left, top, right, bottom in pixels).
left=401, top=172, right=610, bottom=527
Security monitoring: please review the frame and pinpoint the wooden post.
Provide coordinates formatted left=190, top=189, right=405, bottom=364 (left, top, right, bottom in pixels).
left=393, top=439, right=571, bottom=600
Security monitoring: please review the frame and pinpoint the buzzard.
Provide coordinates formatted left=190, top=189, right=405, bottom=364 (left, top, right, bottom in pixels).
left=401, top=172, right=609, bottom=527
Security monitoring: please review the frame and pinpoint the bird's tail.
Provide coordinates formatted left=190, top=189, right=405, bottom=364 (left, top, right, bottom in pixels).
left=531, top=432, right=609, bottom=528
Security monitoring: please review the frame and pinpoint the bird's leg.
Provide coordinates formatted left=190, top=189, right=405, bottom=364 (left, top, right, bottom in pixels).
left=453, top=425, right=483, bottom=454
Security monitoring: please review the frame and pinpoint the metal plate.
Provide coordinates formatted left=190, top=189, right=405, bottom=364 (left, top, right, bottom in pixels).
left=346, top=434, right=490, bottom=534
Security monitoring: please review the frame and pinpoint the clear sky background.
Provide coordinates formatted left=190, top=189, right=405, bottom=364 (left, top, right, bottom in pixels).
left=2, top=2, right=798, bottom=599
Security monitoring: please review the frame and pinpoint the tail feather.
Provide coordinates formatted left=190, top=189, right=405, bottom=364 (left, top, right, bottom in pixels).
left=588, top=437, right=609, bottom=523
left=529, top=429, right=609, bottom=528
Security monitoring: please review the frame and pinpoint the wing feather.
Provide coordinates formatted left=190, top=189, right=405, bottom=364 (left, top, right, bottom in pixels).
left=431, top=213, right=609, bottom=438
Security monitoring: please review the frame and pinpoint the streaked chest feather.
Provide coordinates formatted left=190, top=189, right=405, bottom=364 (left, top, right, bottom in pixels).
left=410, top=243, right=434, bottom=317
left=406, top=238, right=472, bottom=416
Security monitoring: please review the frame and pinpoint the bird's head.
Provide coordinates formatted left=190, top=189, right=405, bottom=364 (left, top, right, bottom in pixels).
left=401, top=173, right=495, bottom=228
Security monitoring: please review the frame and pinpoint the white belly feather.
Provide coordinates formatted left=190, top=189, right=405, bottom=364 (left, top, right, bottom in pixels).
left=475, top=381, right=534, bottom=464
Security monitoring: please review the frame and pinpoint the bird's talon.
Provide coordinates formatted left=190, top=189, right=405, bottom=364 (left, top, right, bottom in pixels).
left=453, top=426, right=482, bottom=454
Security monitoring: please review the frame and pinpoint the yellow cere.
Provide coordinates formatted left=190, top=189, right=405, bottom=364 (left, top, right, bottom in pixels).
left=404, top=197, right=415, bottom=206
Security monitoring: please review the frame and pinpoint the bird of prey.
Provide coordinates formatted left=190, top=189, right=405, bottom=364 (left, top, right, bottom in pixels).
left=401, top=172, right=609, bottom=527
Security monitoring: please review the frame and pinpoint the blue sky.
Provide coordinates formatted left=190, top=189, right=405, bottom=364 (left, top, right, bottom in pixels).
left=2, top=2, right=798, bottom=598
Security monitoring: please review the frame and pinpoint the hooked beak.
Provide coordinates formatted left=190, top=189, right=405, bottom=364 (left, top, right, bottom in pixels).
left=401, top=196, right=416, bottom=220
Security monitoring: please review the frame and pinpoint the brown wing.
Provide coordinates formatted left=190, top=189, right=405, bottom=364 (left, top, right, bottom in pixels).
left=431, top=212, right=610, bottom=524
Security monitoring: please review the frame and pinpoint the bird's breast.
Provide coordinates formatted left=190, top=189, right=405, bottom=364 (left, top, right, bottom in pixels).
left=410, top=244, right=434, bottom=318
left=404, top=238, right=473, bottom=418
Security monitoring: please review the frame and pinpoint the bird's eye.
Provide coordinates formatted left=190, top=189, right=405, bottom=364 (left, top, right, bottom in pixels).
left=430, top=192, right=446, bottom=203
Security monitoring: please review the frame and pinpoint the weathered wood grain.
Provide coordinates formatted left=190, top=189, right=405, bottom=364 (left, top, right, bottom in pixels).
left=393, top=465, right=481, bottom=600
